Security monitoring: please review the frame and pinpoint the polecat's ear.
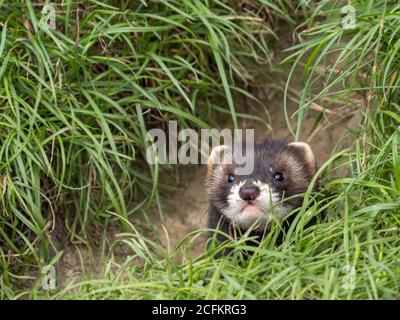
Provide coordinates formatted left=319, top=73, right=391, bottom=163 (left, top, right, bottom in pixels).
left=207, top=145, right=232, bottom=174
left=288, top=142, right=316, bottom=172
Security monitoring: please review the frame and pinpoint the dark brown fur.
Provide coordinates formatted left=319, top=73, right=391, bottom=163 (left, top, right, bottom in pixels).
left=206, top=140, right=318, bottom=247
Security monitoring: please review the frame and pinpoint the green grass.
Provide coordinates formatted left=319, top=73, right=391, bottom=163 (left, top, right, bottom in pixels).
left=1, top=0, right=400, bottom=299
left=0, top=0, right=271, bottom=297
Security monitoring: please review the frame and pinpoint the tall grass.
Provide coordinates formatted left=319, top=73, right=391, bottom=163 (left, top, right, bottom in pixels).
left=0, top=0, right=271, bottom=297
left=1, top=0, right=400, bottom=299
left=53, top=0, right=400, bottom=300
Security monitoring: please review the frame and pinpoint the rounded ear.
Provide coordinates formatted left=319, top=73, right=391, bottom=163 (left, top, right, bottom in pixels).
left=207, top=145, right=232, bottom=173
left=288, top=142, right=316, bottom=171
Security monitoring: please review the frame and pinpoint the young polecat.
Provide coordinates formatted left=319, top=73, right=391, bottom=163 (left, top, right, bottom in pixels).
left=206, top=140, right=317, bottom=245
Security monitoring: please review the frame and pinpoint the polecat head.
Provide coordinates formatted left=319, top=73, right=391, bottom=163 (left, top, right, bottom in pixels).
left=206, top=140, right=317, bottom=230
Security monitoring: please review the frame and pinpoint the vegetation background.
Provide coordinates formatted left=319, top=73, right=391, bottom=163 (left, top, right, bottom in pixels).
left=0, top=0, right=399, bottom=299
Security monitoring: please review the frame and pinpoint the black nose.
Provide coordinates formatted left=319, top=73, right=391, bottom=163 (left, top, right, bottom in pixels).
left=239, top=186, right=260, bottom=201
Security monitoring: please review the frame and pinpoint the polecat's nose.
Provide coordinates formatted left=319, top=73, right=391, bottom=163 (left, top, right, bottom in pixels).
left=239, top=186, right=260, bottom=201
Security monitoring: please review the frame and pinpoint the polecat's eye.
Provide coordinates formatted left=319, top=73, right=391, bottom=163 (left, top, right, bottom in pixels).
left=228, top=174, right=235, bottom=183
left=273, top=172, right=284, bottom=182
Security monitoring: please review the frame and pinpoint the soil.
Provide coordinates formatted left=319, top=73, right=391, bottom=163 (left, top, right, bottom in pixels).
left=53, top=24, right=362, bottom=288
left=148, top=82, right=360, bottom=261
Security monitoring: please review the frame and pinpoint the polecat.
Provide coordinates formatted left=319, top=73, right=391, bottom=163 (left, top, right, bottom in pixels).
left=206, top=140, right=317, bottom=245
